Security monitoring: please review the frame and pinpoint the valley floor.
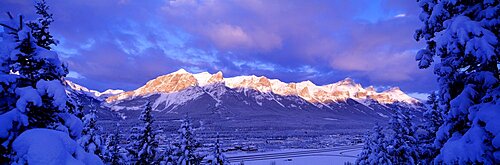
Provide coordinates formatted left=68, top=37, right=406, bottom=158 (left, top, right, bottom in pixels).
left=226, top=145, right=362, bottom=165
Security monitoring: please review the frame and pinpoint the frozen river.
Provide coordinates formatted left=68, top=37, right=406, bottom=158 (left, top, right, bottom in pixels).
left=227, top=145, right=362, bottom=165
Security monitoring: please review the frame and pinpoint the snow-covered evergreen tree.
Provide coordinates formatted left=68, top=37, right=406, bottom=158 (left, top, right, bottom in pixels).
left=0, top=1, right=101, bottom=163
left=386, top=111, right=418, bottom=164
left=415, top=0, right=500, bottom=163
left=160, top=145, right=176, bottom=165
left=356, top=134, right=372, bottom=165
left=207, top=134, right=229, bottom=165
left=78, top=105, right=104, bottom=160
left=103, top=124, right=127, bottom=165
left=26, top=0, right=57, bottom=50
left=173, top=117, right=203, bottom=165
left=127, top=102, right=160, bottom=164
left=426, top=92, right=438, bottom=112
left=0, top=13, right=20, bottom=161
left=356, top=123, right=392, bottom=165
left=416, top=92, right=443, bottom=164
left=66, top=90, right=85, bottom=119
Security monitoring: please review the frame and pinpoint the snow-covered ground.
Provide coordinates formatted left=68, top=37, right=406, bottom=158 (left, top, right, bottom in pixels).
left=227, top=145, right=361, bottom=165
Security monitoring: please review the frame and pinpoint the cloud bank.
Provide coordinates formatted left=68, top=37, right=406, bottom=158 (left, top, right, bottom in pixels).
left=0, top=0, right=436, bottom=93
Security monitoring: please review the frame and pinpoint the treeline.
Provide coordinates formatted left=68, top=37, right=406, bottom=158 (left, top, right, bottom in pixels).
left=357, top=0, right=500, bottom=164
left=356, top=93, right=441, bottom=164
left=89, top=103, right=230, bottom=165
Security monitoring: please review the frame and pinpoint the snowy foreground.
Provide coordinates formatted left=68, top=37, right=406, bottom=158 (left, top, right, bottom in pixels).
left=226, top=145, right=362, bottom=165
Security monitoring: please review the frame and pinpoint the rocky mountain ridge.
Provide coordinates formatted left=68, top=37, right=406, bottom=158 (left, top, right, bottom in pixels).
left=105, top=69, right=419, bottom=106
left=65, top=69, right=426, bottom=137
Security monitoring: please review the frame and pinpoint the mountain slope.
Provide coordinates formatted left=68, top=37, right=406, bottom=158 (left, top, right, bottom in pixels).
left=66, top=70, right=426, bottom=149
left=107, top=69, right=420, bottom=106
left=66, top=80, right=124, bottom=100
left=103, top=69, right=424, bottom=122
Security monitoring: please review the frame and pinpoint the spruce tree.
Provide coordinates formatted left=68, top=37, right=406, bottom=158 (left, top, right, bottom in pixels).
left=415, top=0, right=500, bottom=163
left=416, top=92, right=442, bottom=164
left=78, top=106, right=104, bottom=160
left=426, top=92, right=438, bottom=112
left=0, top=1, right=83, bottom=162
left=356, top=133, right=372, bottom=165
left=207, top=134, right=229, bottom=165
left=104, top=124, right=126, bottom=165
left=386, top=111, right=418, bottom=164
left=174, top=117, right=203, bottom=165
left=356, top=123, right=391, bottom=165
left=160, top=145, right=176, bottom=165
left=0, top=13, right=21, bottom=162
left=27, top=0, right=57, bottom=50
left=127, top=102, right=160, bottom=164
left=66, top=88, right=85, bottom=119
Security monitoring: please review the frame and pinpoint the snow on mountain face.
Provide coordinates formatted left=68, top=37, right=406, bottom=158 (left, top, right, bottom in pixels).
left=96, top=89, right=125, bottom=98
left=65, top=80, right=124, bottom=100
left=192, top=72, right=212, bottom=86
left=65, top=80, right=99, bottom=97
left=105, top=69, right=421, bottom=106
left=375, top=87, right=420, bottom=104
left=65, top=80, right=94, bottom=93
left=225, top=75, right=273, bottom=92
left=136, top=69, right=198, bottom=94
left=106, top=69, right=197, bottom=102
left=106, top=69, right=224, bottom=103
left=194, top=71, right=224, bottom=86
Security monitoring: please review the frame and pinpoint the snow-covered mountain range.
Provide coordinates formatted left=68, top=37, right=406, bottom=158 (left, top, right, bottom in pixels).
left=65, top=69, right=425, bottom=141
left=105, top=69, right=420, bottom=109
left=66, top=80, right=124, bottom=100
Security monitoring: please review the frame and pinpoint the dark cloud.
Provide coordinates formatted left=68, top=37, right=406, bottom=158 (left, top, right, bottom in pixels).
left=0, top=0, right=436, bottom=93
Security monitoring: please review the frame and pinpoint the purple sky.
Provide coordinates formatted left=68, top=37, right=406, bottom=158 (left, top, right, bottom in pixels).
left=0, top=0, right=436, bottom=98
